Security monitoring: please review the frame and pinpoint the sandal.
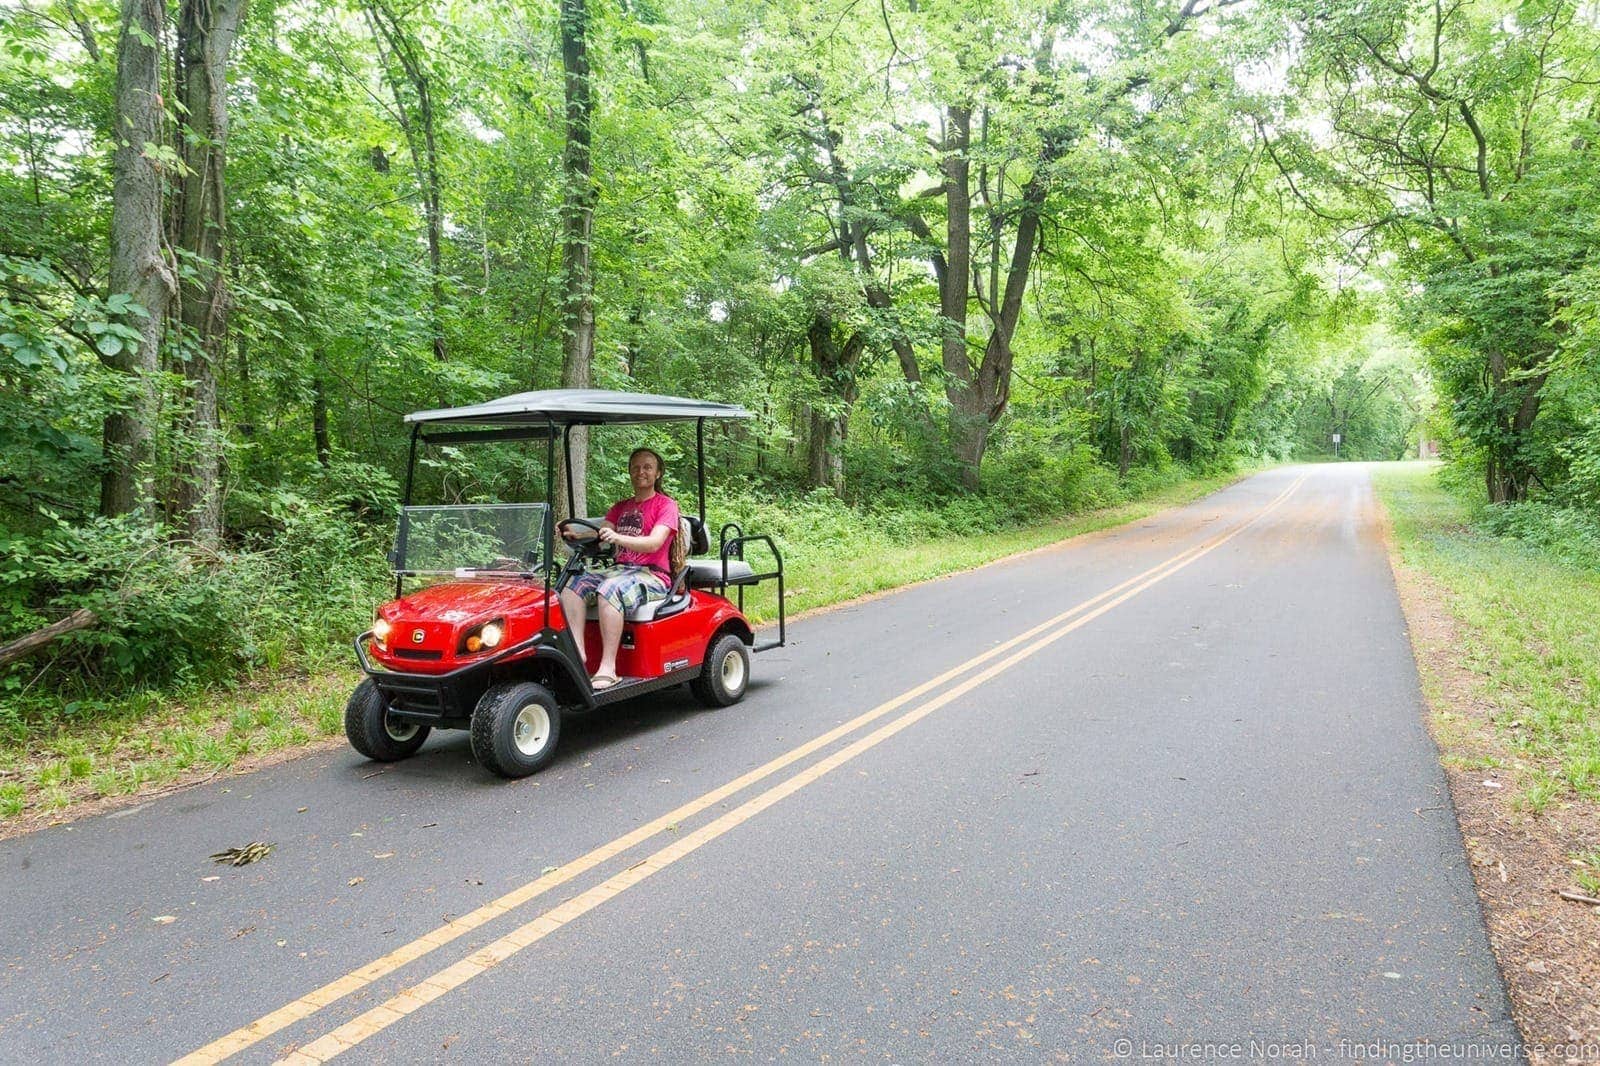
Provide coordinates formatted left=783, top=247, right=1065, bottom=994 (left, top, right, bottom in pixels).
left=591, top=674, right=619, bottom=690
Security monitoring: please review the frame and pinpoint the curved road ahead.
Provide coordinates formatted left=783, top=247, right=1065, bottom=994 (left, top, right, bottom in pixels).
left=0, top=464, right=1517, bottom=1062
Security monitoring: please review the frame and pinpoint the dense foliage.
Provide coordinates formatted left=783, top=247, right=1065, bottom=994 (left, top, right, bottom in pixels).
left=1, top=0, right=1595, bottom=715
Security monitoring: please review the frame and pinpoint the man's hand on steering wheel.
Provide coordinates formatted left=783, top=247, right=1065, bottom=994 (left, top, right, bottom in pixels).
left=559, top=518, right=615, bottom=564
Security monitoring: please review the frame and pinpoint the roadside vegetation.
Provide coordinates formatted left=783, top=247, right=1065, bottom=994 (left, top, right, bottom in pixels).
left=1, top=463, right=1246, bottom=826
left=1378, top=464, right=1600, bottom=816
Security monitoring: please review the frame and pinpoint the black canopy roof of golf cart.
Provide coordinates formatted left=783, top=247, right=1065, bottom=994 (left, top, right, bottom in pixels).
left=405, top=389, right=750, bottom=432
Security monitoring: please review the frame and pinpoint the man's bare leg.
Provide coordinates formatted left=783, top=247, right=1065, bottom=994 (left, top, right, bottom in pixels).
left=559, top=588, right=588, bottom=667
left=595, top=600, right=625, bottom=681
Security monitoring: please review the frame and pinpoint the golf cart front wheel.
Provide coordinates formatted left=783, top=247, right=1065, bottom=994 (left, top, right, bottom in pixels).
left=471, top=681, right=562, bottom=778
left=345, top=678, right=431, bottom=762
left=692, top=633, right=750, bottom=708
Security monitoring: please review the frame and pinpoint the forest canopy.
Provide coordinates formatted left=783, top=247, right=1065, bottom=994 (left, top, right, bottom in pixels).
left=1, top=0, right=1597, bottom=697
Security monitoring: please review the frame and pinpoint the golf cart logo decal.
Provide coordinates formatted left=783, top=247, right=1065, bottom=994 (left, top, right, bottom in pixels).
left=411, top=629, right=425, bottom=644
left=665, top=657, right=690, bottom=670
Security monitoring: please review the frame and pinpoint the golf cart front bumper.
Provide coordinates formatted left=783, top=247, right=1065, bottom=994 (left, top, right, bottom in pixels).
left=355, top=631, right=574, bottom=726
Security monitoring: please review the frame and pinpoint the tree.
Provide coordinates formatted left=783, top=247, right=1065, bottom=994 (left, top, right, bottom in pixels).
left=558, top=0, right=595, bottom=516
left=168, top=0, right=247, bottom=542
left=1263, top=0, right=1600, bottom=500
left=102, top=0, right=173, bottom=518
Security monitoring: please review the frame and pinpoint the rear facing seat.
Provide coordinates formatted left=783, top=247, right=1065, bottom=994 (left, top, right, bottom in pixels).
left=682, top=558, right=757, bottom=588
left=678, top=515, right=757, bottom=588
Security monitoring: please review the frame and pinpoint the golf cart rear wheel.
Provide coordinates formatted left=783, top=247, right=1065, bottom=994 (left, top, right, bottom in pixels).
left=471, top=681, right=562, bottom=778
left=692, top=633, right=750, bottom=708
left=345, top=678, right=431, bottom=762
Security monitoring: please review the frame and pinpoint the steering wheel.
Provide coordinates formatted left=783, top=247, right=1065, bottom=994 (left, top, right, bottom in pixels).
left=558, top=517, right=615, bottom=566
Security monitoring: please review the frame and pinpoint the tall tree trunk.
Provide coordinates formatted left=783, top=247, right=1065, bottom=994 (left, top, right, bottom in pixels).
left=102, top=0, right=174, bottom=519
left=936, top=106, right=988, bottom=490
left=805, top=409, right=844, bottom=494
left=557, top=0, right=595, bottom=518
left=169, top=0, right=246, bottom=545
left=365, top=1, right=446, bottom=361
left=804, top=313, right=859, bottom=494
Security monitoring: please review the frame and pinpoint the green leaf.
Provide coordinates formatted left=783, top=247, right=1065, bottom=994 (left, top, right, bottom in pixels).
left=95, top=334, right=124, bottom=358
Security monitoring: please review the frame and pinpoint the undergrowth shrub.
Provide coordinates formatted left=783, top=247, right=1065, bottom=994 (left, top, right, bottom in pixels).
left=0, top=499, right=389, bottom=725
left=1479, top=501, right=1600, bottom=571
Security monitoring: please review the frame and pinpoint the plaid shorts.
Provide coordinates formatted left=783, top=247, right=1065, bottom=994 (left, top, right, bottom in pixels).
left=566, top=566, right=669, bottom=615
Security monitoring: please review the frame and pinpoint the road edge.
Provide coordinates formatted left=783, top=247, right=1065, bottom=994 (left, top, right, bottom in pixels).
left=1369, top=469, right=1588, bottom=1058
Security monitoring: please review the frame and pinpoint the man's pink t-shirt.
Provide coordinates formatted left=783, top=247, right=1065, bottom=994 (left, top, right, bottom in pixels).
left=605, top=493, right=679, bottom=577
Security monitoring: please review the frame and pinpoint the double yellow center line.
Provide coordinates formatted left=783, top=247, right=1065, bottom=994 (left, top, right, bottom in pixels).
left=177, top=473, right=1305, bottom=1065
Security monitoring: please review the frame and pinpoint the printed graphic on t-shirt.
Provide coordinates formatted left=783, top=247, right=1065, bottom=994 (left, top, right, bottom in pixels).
left=613, top=507, right=645, bottom=538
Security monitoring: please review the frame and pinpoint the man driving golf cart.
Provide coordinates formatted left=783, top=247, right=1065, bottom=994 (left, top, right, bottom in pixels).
left=348, top=389, right=786, bottom=778
left=558, top=447, right=680, bottom=690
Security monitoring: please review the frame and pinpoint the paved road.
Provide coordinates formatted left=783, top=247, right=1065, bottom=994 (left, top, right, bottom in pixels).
left=0, top=464, right=1518, bottom=1062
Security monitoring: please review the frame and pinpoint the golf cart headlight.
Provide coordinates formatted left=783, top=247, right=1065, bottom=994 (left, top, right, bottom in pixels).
left=372, top=618, right=392, bottom=644
left=461, top=618, right=506, bottom=654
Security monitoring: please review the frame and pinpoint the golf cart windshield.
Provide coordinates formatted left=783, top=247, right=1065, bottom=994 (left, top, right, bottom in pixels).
left=395, top=504, right=548, bottom=577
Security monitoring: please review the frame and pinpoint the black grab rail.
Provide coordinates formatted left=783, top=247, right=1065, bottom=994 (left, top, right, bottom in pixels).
left=717, top=524, right=784, bottom=652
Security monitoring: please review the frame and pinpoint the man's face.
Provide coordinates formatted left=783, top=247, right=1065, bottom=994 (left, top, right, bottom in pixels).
left=630, top=452, right=659, bottom=492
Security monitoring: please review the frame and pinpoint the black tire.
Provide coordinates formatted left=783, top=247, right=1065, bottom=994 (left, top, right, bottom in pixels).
left=345, top=678, right=431, bottom=761
left=691, top=632, right=750, bottom=708
left=471, top=681, right=562, bottom=778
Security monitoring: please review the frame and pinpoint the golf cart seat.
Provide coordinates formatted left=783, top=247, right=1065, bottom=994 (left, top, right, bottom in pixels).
left=677, top=514, right=757, bottom=588
left=683, top=558, right=757, bottom=588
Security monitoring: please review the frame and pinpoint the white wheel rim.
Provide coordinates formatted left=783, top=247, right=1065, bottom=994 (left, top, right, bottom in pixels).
left=720, top=649, right=746, bottom=693
left=513, top=704, right=552, bottom=757
left=384, top=715, right=420, bottom=743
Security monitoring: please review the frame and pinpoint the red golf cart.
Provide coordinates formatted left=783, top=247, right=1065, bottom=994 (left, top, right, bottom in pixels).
left=347, top=389, right=785, bottom=778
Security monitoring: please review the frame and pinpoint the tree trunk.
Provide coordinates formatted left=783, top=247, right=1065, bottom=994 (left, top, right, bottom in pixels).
left=804, top=312, right=859, bottom=494
left=557, top=0, right=596, bottom=518
left=1483, top=353, right=1547, bottom=503
left=102, top=0, right=174, bottom=519
left=169, top=0, right=247, bottom=545
left=806, top=408, right=845, bottom=494
left=937, top=106, right=988, bottom=491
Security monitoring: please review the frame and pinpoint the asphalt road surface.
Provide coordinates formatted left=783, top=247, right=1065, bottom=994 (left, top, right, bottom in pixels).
left=0, top=464, right=1519, bottom=1063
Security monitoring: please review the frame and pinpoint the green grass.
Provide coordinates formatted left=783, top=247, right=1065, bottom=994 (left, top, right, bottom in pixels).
left=1572, top=848, right=1600, bottom=898
left=0, top=670, right=355, bottom=825
left=1, top=464, right=1257, bottom=827
left=1373, top=462, right=1600, bottom=808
